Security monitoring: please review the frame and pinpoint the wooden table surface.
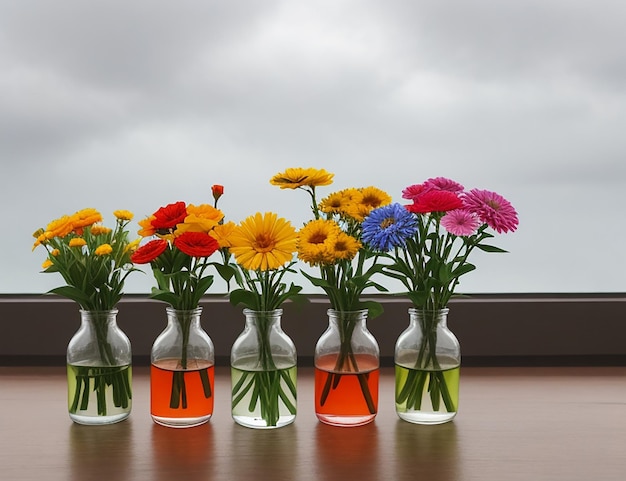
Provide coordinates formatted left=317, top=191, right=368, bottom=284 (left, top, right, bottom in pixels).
left=1, top=366, right=625, bottom=481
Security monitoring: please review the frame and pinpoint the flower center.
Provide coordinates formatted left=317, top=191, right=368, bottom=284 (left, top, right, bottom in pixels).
left=486, top=199, right=500, bottom=210
left=308, top=232, right=328, bottom=244
left=380, top=217, right=395, bottom=229
left=254, top=233, right=275, bottom=253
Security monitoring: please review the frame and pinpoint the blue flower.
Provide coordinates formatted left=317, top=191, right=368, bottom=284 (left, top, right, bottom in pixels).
left=362, top=203, right=418, bottom=252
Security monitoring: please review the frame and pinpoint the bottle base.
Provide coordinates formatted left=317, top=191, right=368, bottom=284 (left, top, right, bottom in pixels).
left=69, top=411, right=130, bottom=425
left=151, top=414, right=212, bottom=428
left=316, top=413, right=376, bottom=427
left=232, top=414, right=296, bottom=429
left=396, top=410, right=456, bottom=425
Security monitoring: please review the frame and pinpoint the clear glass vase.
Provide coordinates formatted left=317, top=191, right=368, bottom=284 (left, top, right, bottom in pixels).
left=150, top=306, right=215, bottom=428
left=314, top=309, right=379, bottom=427
left=66, top=308, right=132, bottom=425
left=395, top=308, right=461, bottom=424
left=230, top=308, right=297, bottom=429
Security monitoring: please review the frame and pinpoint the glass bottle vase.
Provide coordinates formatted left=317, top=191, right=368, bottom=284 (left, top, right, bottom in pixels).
left=66, top=308, right=132, bottom=425
left=230, top=308, right=297, bottom=429
left=150, top=306, right=215, bottom=428
left=395, top=308, right=461, bottom=424
left=314, top=309, right=379, bottom=427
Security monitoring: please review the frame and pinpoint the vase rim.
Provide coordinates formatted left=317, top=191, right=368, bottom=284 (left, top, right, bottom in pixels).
left=79, top=308, right=119, bottom=315
left=165, top=306, right=203, bottom=314
left=327, top=308, right=369, bottom=315
left=243, top=308, right=283, bottom=315
left=408, top=307, right=450, bottom=314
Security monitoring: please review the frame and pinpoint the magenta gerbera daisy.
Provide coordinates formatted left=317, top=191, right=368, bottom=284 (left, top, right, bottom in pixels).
left=441, top=209, right=480, bottom=236
left=462, top=189, right=519, bottom=234
left=401, top=183, right=427, bottom=201
left=406, top=190, right=464, bottom=214
left=423, top=177, right=465, bottom=193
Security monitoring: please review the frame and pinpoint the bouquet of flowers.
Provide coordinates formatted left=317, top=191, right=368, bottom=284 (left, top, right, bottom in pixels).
left=130, top=199, right=222, bottom=413
left=270, top=167, right=391, bottom=419
left=32, top=208, right=138, bottom=417
left=362, top=177, right=519, bottom=415
left=213, top=201, right=305, bottom=427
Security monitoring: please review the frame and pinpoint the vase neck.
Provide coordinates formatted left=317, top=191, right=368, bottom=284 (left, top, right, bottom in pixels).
left=80, top=309, right=119, bottom=326
left=409, top=307, right=449, bottom=330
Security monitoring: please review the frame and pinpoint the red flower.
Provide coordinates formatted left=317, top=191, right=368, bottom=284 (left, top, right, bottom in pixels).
left=211, top=184, right=224, bottom=203
left=174, top=231, right=220, bottom=257
left=131, top=239, right=168, bottom=264
left=152, top=202, right=187, bottom=230
left=406, top=190, right=463, bottom=214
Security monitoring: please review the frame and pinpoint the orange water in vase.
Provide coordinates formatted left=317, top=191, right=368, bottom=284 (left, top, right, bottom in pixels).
left=314, top=353, right=379, bottom=427
left=151, top=358, right=214, bottom=428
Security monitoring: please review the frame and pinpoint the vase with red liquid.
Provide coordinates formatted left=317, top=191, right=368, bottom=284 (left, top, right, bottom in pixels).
left=150, top=306, right=215, bottom=428
left=314, top=309, right=379, bottom=427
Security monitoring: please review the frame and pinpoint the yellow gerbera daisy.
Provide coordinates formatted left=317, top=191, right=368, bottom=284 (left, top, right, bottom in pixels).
left=319, top=188, right=362, bottom=217
left=228, top=212, right=297, bottom=271
left=94, top=244, right=113, bottom=256
left=296, top=219, right=341, bottom=266
left=270, top=167, right=334, bottom=189
left=210, top=221, right=237, bottom=248
left=359, top=186, right=392, bottom=210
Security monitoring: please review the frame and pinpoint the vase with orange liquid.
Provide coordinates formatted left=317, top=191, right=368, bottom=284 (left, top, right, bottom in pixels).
left=314, top=309, right=379, bottom=427
left=150, top=306, right=215, bottom=428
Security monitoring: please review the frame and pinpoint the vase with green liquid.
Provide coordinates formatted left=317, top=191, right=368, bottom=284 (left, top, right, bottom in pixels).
left=66, top=308, right=132, bottom=425
left=395, top=308, right=460, bottom=424
left=231, top=309, right=297, bottom=429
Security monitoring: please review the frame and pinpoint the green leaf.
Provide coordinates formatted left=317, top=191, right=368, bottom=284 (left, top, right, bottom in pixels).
left=452, top=263, right=476, bottom=278
left=358, top=300, right=384, bottom=319
left=149, top=288, right=180, bottom=306
left=47, top=286, right=92, bottom=307
left=407, top=290, right=430, bottom=307
left=229, top=289, right=260, bottom=310
left=301, top=270, right=333, bottom=289
left=476, top=244, right=508, bottom=253
left=211, top=263, right=237, bottom=283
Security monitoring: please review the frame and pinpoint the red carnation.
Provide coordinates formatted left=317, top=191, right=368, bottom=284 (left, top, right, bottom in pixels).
left=174, top=231, right=220, bottom=258
left=130, top=239, right=168, bottom=264
left=151, top=201, right=188, bottom=230
left=406, top=190, right=463, bottom=214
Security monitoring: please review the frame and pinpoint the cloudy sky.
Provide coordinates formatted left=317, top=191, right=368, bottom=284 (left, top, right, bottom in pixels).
left=2, top=0, right=625, bottom=295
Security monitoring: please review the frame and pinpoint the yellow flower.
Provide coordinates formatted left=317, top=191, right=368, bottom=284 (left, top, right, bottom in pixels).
left=71, top=208, right=103, bottom=233
left=296, top=219, right=341, bottom=266
left=138, top=215, right=157, bottom=237
left=343, top=187, right=392, bottom=221
left=329, top=232, right=361, bottom=261
left=270, top=167, right=334, bottom=189
left=69, top=238, right=86, bottom=248
left=32, top=232, right=47, bottom=251
left=41, top=259, right=53, bottom=269
left=176, top=204, right=224, bottom=234
left=124, top=238, right=141, bottom=253
left=210, top=221, right=237, bottom=248
left=228, top=212, right=297, bottom=271
left=94, top=244, right=113, bottom=256
left=44, top=215, right=74, bottom=239
left=90, top=225, right=112, bottom=236
left=319, top=188, right=362, bottom=217
left=51, top=249, right=60, bottom=256
left=113, top=210, right=134, bottom=221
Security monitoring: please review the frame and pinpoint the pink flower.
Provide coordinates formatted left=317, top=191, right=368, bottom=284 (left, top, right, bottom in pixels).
left=406, top=190, right=464, bottom=214
left=423, top=177, right=465, bottom=193
left=441, top=210, right=480, bottom=236
left=401, top=183, right=427, bottom=201
left=462, top=189, right=519, bottom=234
